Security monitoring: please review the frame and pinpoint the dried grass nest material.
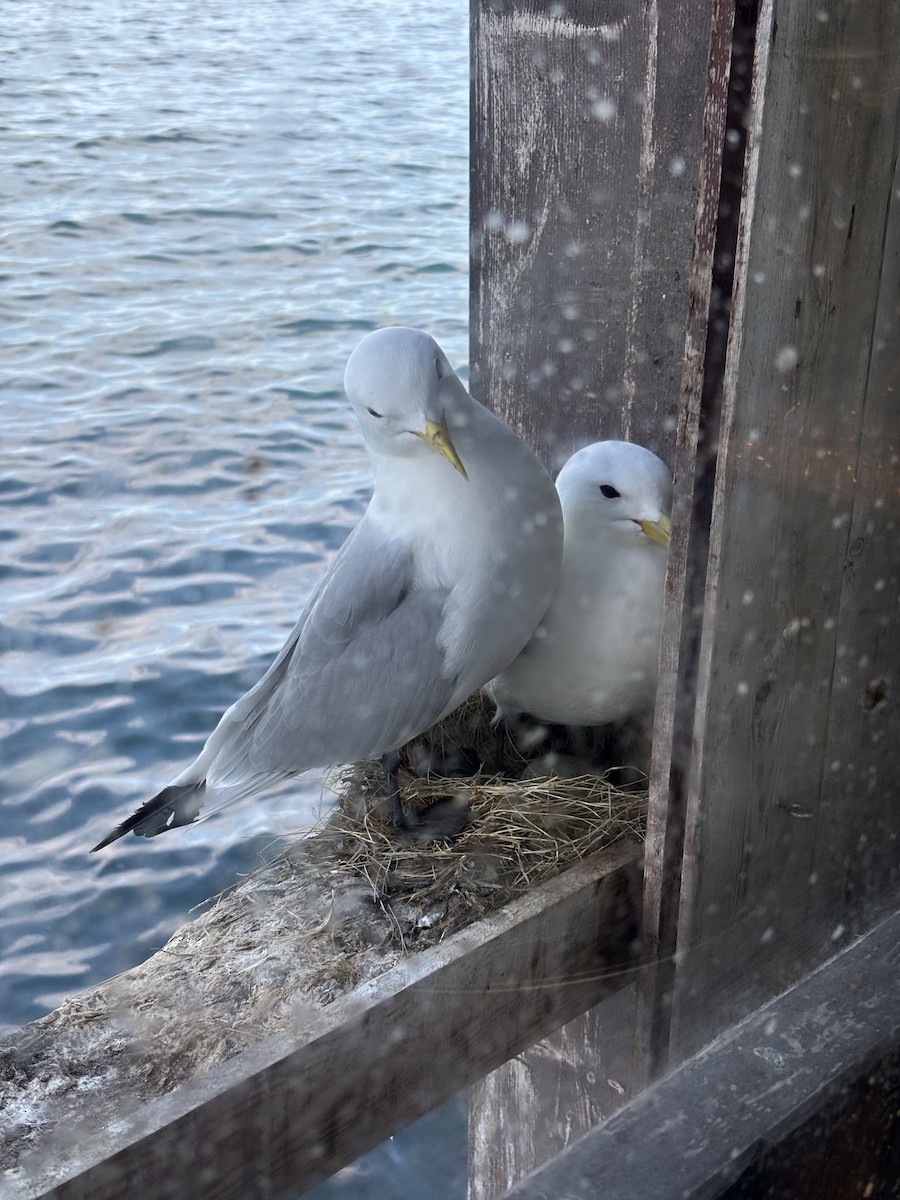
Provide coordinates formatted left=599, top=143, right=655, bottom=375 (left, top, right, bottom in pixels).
left=294, top=692, right=650, bottom=946
left=0, top=696, right=647, bottom=1177
left=317, top=765, right=647, bottom=945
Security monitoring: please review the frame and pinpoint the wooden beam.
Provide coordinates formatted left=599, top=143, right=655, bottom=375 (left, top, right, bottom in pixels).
left=469, top=0, right=721, bottom=467
left=669, top=0, right=900, bottom=1060
left=468, top=985, right=636, bottom=1200
left=468, top=0, right=739, bottom=1154
left=14, top=843, right=640, bottom=1200
left=637, top=0, right=740, bottom=1085
left=498, top=907, right=900, bottom=1200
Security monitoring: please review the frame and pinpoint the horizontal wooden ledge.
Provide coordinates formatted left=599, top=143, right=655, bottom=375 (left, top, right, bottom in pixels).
left=501, top=906, right=900, bottom=1200
left=12, top=839, right=642, bottom=1200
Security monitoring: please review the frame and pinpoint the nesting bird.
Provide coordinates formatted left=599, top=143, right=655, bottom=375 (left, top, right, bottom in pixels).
left=93, top=327, right=564, bottom=849
left=487, top=440, right=672, bottom=731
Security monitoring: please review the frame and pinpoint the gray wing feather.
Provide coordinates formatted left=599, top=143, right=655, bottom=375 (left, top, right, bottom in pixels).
left=200, top=521, right=455, bottom=794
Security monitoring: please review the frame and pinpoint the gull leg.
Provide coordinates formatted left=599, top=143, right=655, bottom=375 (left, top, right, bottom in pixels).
left=381, top=750, right=408, bottom=829
left=493, top=720, right=507, bottom=775
left=565, top=723, right=591, bottom=761
left=381, top=748, right=472, bottom=843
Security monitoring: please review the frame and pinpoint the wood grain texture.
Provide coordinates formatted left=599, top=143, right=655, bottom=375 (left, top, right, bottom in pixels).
left=496, top=909, right=900, bottom=1200
left=468, top=986, right=635, bottom=1200
left=15, top=844, right=640, bottom=1200
left=636, top=0, right=738, bottom=1085
left=469, top=1, right=736, bottom=1172
left=670, top=0, right=900, bottom=1059
left=469, top=0, right=719, bottom=468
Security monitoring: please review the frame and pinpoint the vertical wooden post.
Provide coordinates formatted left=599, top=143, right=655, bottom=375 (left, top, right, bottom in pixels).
left=652, top=0, right=900, bottom=1065
left=468, top=1, right=736, bottom=1193
left=636, top=0, right=748, bottom=1084
left=469, top=0, right=725, bottom=467
left=467, top=987, right=636, bottom=1200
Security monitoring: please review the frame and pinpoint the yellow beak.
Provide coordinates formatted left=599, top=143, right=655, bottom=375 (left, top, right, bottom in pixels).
left=637, top=512, right=672, bottom=547
left=413, top=418, right=469, bottom=480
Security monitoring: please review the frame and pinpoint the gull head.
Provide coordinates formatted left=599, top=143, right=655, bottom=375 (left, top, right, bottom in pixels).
left=344, top=327, right=469, bottom=478
left=555, top=440, right=673, bottom=548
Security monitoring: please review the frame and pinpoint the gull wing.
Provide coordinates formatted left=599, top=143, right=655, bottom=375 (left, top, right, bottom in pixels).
left=204, top=518, right=456, bottom=791
left=93, top=521, right=457, bottom=847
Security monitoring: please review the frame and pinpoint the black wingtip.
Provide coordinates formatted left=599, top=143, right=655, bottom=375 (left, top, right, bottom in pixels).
left=90, top=782, right=206, bottom=852
left=91, top=825, right=128, bottom=853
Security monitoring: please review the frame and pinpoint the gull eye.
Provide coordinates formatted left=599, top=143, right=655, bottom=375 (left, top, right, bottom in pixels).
left=367, top=407, right=384, bottom=419
left=599, top=484, right=621, bottom=499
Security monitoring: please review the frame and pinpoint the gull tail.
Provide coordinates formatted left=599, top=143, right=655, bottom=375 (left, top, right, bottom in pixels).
left=91, top=782, right=207, bottom=852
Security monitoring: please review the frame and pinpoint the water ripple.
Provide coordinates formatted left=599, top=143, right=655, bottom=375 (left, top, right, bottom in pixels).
left=2, top=11, right=469, bottom=1189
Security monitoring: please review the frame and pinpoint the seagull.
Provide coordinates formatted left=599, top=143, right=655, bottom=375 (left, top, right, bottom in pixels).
left=486, top=439, right=671, bottom=733
left=93, top=327, right=564, bottom=850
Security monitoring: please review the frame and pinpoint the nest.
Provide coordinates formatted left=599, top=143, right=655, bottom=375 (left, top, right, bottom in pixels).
left=293, top=691, right=650, bottom=947
left=0, top=694, right=649, bottom=1176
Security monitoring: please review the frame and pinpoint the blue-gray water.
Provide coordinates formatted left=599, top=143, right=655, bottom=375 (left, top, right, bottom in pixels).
left=2, top=1, right=468, bottom=1193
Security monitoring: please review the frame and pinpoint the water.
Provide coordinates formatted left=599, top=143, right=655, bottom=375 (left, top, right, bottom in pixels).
left=1, top=0, right=468, bottom=1191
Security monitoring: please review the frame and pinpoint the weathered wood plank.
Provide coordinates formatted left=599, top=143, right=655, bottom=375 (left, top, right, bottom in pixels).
left=499, top=909, right=900, bottom=1200
left=468, top=985, right=635, bottom=1200
left=468, top=0, right=738, bottom=1157
left=637, top=0, right=740, bottom=1084
left=469, top=0, right=720, bottom=467
left=12, top=843, right=640, bottom=1200
left=669, top=0, right=900, bottom=1059
left=717, top=1045, right=900, bottom=1200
